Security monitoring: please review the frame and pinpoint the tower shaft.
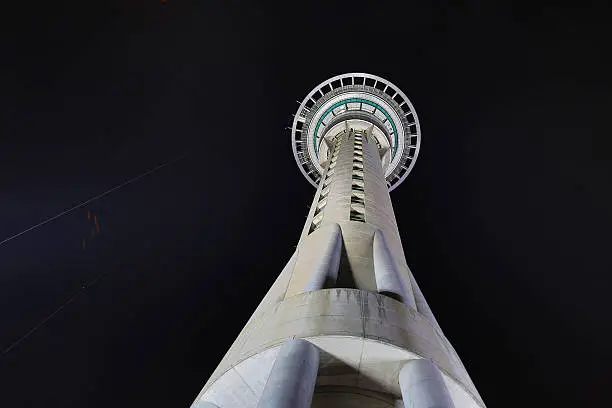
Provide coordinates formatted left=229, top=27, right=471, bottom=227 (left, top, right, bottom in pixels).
left=190, top=74, right=484, bottom=408
left=288, top=128, right=415, bottom=306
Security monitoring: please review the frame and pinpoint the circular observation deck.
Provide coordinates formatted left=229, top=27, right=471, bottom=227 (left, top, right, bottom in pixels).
left=291, top=73, right=421, bottom=192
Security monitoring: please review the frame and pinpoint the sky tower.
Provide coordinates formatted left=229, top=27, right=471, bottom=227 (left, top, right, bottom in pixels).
left=191, top=73, right=485, bottom=408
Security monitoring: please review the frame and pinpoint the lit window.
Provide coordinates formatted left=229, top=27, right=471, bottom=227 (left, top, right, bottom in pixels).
left=351, top=190, right=365, bottom=200
left=350, top=203, right=365, bottom=213
left=349, top=208, right=366, bottom=222
left=351, top=195, right=365, bottom=206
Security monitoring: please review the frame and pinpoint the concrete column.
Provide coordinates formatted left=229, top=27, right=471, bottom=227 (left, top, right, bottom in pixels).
left=399, top=359, right=455, bottom=408
left=258, top=339, right=320, bottom=408
left=303, top=223, right=342, bottom=292
left=373, top=229, right=413, bottom=306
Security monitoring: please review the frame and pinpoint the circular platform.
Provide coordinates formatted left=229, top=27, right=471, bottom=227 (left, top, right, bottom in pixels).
left=291, top=73, right=421, bottom=191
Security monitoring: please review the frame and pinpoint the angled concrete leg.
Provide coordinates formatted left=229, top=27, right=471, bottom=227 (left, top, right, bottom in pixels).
left=258, top=339, right=320, bottom=408
left=373, top=230, right=414, bottom=307
left=303, top=223, right=342, bottom=292
left=399, top=359, right=455, bottom=408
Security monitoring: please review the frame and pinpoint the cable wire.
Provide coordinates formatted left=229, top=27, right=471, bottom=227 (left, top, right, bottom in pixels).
left=1, top=267, right=111, bottom=357
left=0, top=153, right=189, bottom=248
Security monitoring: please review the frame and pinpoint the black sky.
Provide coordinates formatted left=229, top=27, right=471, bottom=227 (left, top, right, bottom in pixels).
left=1, top=1, right=611, bottom=407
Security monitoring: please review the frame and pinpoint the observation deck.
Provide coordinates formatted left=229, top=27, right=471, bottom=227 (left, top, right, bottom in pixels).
left=291, top=73, right=421, bottom=191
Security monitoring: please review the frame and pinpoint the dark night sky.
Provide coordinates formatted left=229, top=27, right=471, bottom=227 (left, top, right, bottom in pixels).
left=1, top=1, right=611, bottom=407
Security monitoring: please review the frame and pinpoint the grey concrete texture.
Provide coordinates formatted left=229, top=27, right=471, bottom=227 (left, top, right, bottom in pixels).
left=192, top=403, right=220, bottom=408
left=197, top=289, right=483, bottom=407
left=302, top=223, right=342, bottom=293
left=373, top=229, right=411, bottom=305
left=407, top=272, right=440, bottom=330
left=312, top=387, right=403, bottom=407
left=290, top=130, right=419, bottom=306
left=191, top=128, right=484, bottom=408
left=399, top=359, right=455, bottom=408
left=257, top=339, right=320, bottom=408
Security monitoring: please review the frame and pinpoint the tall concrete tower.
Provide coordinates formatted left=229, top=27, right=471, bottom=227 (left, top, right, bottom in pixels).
left=191, top=74, right=485, bottom=408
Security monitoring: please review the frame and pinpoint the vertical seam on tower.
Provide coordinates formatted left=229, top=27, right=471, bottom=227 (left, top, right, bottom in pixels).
left=230, top=365, right=260, bottom=399
left=350, top=131, right=366, bottom=222
left=360, top=290, right=366, bottom=337
left=355, top=336, right=366, bottom=388
left=309, top=135, right=342, bottom=235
